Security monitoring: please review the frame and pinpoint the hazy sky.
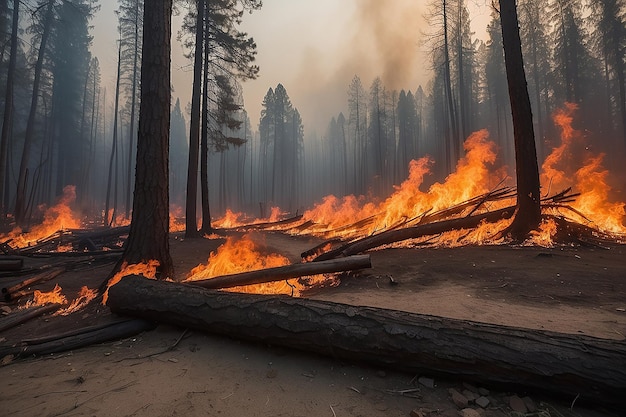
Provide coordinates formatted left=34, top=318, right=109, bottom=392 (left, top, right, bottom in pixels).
left=92, top=1, right=492, bottom=133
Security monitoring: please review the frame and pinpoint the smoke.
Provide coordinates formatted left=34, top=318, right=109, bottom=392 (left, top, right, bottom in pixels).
left=355, top=0, right=427, bottom=90
left=240, top=0, right=430, bottom=132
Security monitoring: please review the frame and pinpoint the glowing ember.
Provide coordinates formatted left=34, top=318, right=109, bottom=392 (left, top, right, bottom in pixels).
left=2, top=185, right=82, bottom=249
left=542, top=103, right=625, bottom=234
left=24, top=284, right=67, bottom=308
left=57, top=286, right=98, bottom=315
left=102, top=260, right=159, bottom=305
left=185, top=234, right=328, bottom=296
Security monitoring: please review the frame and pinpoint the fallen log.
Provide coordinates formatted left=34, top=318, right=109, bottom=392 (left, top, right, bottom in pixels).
left=188, top=254, right=371, bottom=290
left=1, top=267, right=65, bottom=297
left=0, top=303, right=62, bottom=333
left=108, top=275, right=626, bottom=407
left=0, top=258, right=23, bottom=271
left=0, top=318, right=155, bottom=360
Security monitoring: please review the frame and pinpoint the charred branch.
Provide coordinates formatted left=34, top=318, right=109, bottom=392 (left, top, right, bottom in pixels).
left=189, top=254, right=371, bottom=290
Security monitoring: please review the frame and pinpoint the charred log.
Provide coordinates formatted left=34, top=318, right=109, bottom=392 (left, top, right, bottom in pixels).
left=189, top=254, right=371, bottom=290
left=0, top=303, right=62, bottom=332
left=0, top=318, right=155, bottom=359
left=108, top=276, right=626, bottom=407
left=0, top=258, right=23, bottom=271
left=1, top=267, right=65, bottom=299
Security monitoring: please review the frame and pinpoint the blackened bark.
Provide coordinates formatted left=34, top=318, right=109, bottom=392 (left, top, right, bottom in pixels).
left=499, top=0, right=542, bottom=240
left=120, top=0, right=174, bottom=278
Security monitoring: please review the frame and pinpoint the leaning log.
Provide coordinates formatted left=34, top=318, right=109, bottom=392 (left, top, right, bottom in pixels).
left=188, top=254, right=371, bottom=289
left=314, top=206, right=515, bottom=261
left=108, top=275, right=626, bottom=407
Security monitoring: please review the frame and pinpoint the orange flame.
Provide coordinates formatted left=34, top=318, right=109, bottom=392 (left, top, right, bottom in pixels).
left=525, top=218, right=558, bottom=247
left=302, top=129, right=506, bottom=239
left=102, top=260, right=159, bottom=305
left=57, top=286, right=98, bottom=315
left=185, top=234, right=328, bottom=296
left=169, top=205, right=186, bottom=232
left=542, top=103, right=625, bottom=233
left=24, top=284, right=67, bottom=308
left=2, top=185, right=82, bottom=249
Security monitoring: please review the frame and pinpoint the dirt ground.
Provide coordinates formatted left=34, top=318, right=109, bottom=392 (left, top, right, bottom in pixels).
left=0, top=231, right=625, bottom=417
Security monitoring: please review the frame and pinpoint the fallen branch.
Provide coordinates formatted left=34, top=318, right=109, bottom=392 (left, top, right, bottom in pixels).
left=0, top=303, right=62, bottom=333
left=0, top=318, right=155, bottom=359
left=188, top=254, right=371, bottom=289
left=108, top=276, right=626, bottom=407
left=2, top=267, right=65, bottom=300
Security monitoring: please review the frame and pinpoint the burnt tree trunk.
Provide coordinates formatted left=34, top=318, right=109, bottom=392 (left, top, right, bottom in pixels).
left=499, top=0, right=542, bottom=240
left=118, top=0, right=174, bottom=277
left=108, top=276, right=626, bottom=407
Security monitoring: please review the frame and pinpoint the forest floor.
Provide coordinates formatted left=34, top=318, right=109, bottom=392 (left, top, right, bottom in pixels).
left=0, top=231, right=625, bottom=417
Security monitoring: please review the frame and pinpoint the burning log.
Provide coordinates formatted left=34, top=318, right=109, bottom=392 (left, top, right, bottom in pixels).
left=189, top=254, right=371, bottom=290
left=0, top=303, right=62, bottom=332
left=0, top=318, right=155, bottom=360
left=314, top=206, right=515, bottom=261
left=1, top=267, right=65, bottom=301
left=108, top=275, right=626, bottom=407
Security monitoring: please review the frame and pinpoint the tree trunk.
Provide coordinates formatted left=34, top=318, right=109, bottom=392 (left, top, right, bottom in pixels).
left=125, top=0, right=141, bottom=219
left=0, top=0, right=19, bottom=214
left=184, top=1, right=204, bottom=238
left=108, top=275, right=626, bottom=407
left=199, top=0, right=212, bottom=235
left=499, top=0, right=541, bottom=240
left=15, top=0, right=54, bottom=226
left=105, top=32, right=124, bottom=227
left=118, top=0, right=174, bottom=278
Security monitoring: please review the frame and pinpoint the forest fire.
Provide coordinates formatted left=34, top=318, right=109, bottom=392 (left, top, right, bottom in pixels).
left=1, top=185, right=82, bottom=250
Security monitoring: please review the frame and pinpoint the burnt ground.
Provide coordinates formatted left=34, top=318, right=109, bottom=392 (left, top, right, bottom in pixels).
left=0, top=232, right=625, bottom=417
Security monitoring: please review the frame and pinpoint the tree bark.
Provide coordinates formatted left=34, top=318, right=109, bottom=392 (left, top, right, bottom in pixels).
left=499, top=0, right=542, bottom=240
left=118, top=0, right=174, bottom=278
left=189, top=254, right=371, bottom=289
left=108, top=275, right=626, bottom=407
